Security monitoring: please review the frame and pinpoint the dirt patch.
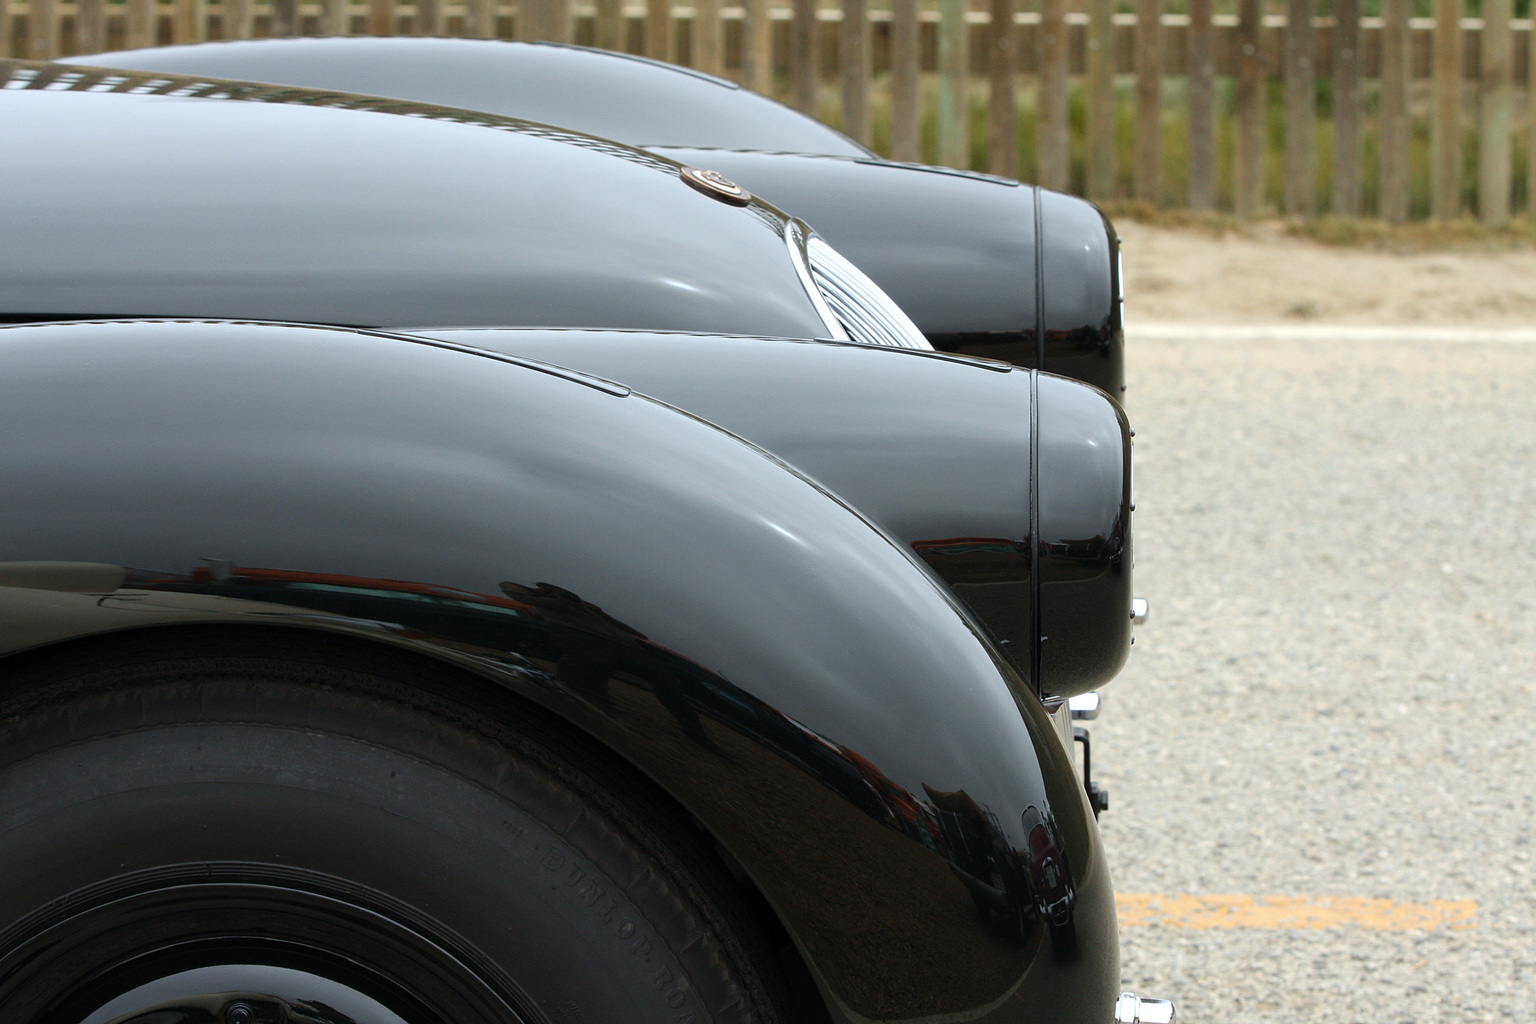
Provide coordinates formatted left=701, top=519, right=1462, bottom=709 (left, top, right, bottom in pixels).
left=1117, top=220, right=1536, bottom=327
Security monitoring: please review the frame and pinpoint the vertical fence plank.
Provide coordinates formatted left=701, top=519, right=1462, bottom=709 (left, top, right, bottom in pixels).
left=366, top=0, right=394, bottom=34
left=1332, top=0, right=1361, bottom=215
left=592, top=0, right=622, bottom=49
left=0, top=0, right=10, bottom=58
left=416, top=0, right=440, bottom=34
left=125, top=0, right=157, bottom=48
left=1187, top=0, right=1215, bottom=208
left=989, top=0, right=1017, bottom=177
left=1379, top=0, right=1410, bottom=221
left=318, top=0, right=348, bottom=35
left=224, top=0, right=253, bottom=39
left=517, top=0, right=572, bottom=41
left=77, top=0, right=106, bottom=53
left=645, top=0, right=671, bottom=58
left=695, top=0, right=724, bottom=74
left=271, top=0, right=297, bottom=36
left=1085, top=0, right=1115, bottom=198
left=1133, top=0, right=1163, bottom=203
left=743, top=0, right=773, bottom=91
left=1283, top=0, right=1314, bottom=215
left=1530, top=6, right=1536, bottom=217
left=1038, top=0, right=1068, bottom=189
left=1431, top=0, right=1462, bottom=218
left=1234, top=0, right=1264, bottom=216
left=554, top=0, right=575, bottom=41
left=937, top=0, right=969, bottom=167
left=890, top=0, right=920, bottom=161
left=27, top=0, right=57, bottom=57
left=464, top=0, right=496, bottom=37
left=842, top=0, right=870, bottom=144
left=792, top=0, right=818, bottom=114
left=1478, top=0, right=1511, bottom=224
left=171, top=0, right=205, bottom=43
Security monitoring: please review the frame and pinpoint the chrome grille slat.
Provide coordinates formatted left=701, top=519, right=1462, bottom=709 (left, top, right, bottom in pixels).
left=805, top=236, right=931, bottom=351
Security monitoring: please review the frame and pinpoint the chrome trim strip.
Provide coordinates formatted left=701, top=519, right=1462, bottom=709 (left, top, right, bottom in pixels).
left=786, top=220, right=850, bottom=342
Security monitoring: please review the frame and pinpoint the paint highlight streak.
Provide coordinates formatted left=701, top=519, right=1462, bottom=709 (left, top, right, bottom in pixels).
left=1117, top=894, right=1478, bottom=931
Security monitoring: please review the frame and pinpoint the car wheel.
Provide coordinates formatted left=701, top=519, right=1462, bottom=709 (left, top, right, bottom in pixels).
left=0, top=634, right=789, bottom=1024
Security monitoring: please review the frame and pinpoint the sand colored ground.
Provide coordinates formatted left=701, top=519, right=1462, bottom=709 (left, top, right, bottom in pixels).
left=1117, top=220, right=1536, bottom=327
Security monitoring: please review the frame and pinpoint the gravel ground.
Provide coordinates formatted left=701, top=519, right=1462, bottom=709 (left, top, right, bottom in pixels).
left=1095, top=333, right=1536, bottom=1023
left=1117, top=221, right=1536, bottom=329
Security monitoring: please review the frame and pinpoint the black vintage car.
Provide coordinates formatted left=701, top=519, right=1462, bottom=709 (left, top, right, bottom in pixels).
left=0, top=60, right=1172, bottom=1024
left=68, top=37, right=1127, bottom=398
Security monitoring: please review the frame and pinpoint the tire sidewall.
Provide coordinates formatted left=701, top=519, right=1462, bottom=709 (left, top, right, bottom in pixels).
left=0, top=666, right=737, bottom=1024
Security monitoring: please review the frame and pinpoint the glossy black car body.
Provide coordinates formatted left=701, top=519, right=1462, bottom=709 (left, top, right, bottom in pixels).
left=0, top=58, right=1159, bottom=1024
left=69, top=37, right=1127, bottom=397
left=1, top=61, right=833, bottom=339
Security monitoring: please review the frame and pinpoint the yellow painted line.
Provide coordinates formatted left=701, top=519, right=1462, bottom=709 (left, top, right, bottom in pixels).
left=1117, top=894, right=1478, bottom=932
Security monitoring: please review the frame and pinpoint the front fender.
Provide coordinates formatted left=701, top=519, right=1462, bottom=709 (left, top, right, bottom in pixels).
left=0, top=320, right=1118, bottom=1024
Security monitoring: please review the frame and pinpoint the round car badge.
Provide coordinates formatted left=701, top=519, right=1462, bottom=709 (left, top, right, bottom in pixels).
left=680, top=166, right=752, bottom=206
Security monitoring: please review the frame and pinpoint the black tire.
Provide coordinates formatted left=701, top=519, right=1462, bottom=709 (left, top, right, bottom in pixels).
left=0, top=634, right=791, bottom=1024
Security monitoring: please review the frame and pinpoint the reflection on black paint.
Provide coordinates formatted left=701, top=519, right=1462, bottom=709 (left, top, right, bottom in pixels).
left=1022, top=804, right=1078, bottom=953
left=96, top=562, right=1078, bottom=949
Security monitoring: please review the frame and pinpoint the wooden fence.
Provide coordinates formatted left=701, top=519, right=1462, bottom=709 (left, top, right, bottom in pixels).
left=7, top=0, right=1535, bottom=221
